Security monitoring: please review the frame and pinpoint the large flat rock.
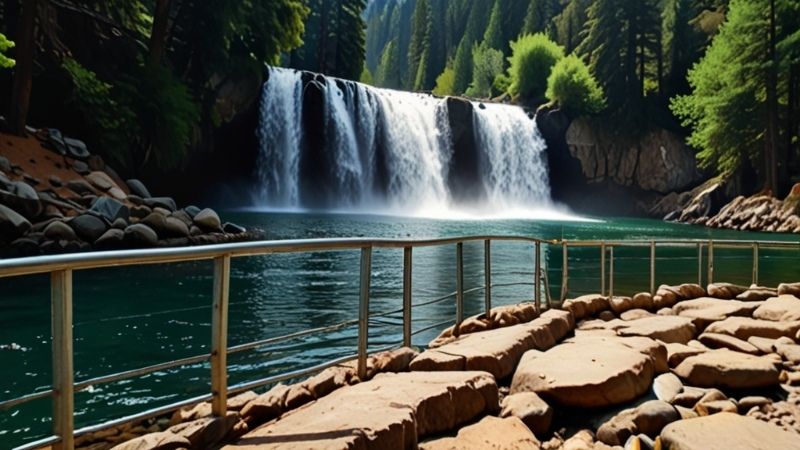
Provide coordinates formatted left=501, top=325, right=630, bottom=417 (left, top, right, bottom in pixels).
left=224, top=371, right=498, bottom=450
left=672, top=349, right=780, bottom=389
left=703, top=316, right=800, bottom=340
left=419, top=416, right=540, bottom=450
left=672, top=297, right=761, bottom=330
left=615, top=315, right=696, bottom=344
left=409, top=310, right=573, bottom=379
left=510, top=333, right=665, bottom=408
left=660, top=413, right=800, bottom=450
left=752, top=294, right=800, bottom=322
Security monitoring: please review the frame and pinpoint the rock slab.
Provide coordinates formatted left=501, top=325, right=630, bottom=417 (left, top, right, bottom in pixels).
left=660, top=413, right=800, bottom=450
left=420, top=416, right=540, bottom=450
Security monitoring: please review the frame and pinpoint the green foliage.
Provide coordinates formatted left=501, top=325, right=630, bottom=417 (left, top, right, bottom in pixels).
left=523, top=0, right=561, bottom=34
left=551, top=0, right=590, bottom=53
left=482, top=0, right=529, bottom=54
left=451, top=1, right=492, bottom=94
left=376, top=39, right=402, bottom=88
left=670, top=0, right=768, bottom=174
left=506, top=33, right=565, bottom=102
left=62, top=58, right=139, bottom=168
left=465, top=42, right=504, bottom=98
left=546, top=54, right=606, bottom=114
left=360, top=66, right=374, bottom=85
left=662, top=0, right=703, bottom=97
left=433, top=66, right=456, bottom=96
left=408, top=0, right=431, bottom=88
left=0, top=33, right=14, bottom=68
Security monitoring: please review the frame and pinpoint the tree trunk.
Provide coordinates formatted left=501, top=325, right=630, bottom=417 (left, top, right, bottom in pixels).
left=8, top=0, right=38, bottom=136
left=765, top=0, right=781, bottom=194
left=148, top=0, right=171, bottom=67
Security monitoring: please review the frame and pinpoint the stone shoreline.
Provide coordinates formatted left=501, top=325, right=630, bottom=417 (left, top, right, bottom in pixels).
left=68, top=281, right=800, bottom=450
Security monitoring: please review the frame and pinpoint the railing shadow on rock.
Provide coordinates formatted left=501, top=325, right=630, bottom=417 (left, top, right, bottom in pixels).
left=0, top=235, right=798, bottom=450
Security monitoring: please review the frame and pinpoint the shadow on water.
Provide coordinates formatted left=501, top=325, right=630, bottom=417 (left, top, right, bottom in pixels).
left=1, top=211, right=799, bottom=446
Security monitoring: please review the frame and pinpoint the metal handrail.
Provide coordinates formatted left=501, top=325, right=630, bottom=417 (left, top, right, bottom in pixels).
left=2, top=235, right=799, bottom=449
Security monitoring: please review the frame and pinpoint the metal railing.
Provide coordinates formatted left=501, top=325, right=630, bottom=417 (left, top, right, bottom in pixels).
left=1, top=235, right=799, bottom=450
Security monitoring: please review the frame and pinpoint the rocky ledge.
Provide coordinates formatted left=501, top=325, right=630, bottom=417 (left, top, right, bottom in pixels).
left=76, top=280, right=800, bottom=450
left=0, top=131, right=258, bottom=258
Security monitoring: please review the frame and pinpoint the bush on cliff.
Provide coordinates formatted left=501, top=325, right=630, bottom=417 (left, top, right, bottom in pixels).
left=433, top=66, right=456, bottom=96
left=0, top=33, right=14, bottom=68
left=507, top=33, right=564, bottom=102
left=546, top=55, right=606, bottom=115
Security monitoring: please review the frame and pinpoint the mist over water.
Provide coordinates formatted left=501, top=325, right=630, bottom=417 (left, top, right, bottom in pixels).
left=255, top=67, right=574, bottom=220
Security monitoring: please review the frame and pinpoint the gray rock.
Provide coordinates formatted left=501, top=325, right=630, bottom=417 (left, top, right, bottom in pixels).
left=124, top=223, right=158, bottom=247
left=144, top=197, right=177, bottom=212
left=44, top=221, right=77, bottom=241
left=126, top=179, right=152, bottom=198
left=64, top=137, right=90, bottom=160
left=10, top=237, right=39, bottom=257
left=130, top=205, right=152, bottom=219
left=223, top=222, right=246, bottom=234
left=185, top=205, right=201, bottom=218
left=89, top=197, right=129, bottom=223
left=165, top=217, right=190, bottom=238
left=49, top=175, right=63, bottom=187
left=171, top=210, right=193, bottom=227
left=194, top=208, right=222, bottom=232
left=153, top=206, right=172, bottom=216
left=111, top=218, right=128, bottom=230
left=44, top=128, right=67, bottom=155
left=66, top=179, right=94, bottom=195
left=0, top=155, right=10, bottom=173
left=41, top=205, right=63, bottom=219
left=189, top=225, right=202, bottom=236
left=0, top=180, right=42, bottom=218
left=0, top=204, right=32, bottom=243
left=72, top=160, right=90, bottom=175
left=127, top=194, right=144, bottom=205
left=94, top=228, right=125, bottom=249
left=85, top=171, right=116, bottom=191
left=69, top=214, right=107, bottom=242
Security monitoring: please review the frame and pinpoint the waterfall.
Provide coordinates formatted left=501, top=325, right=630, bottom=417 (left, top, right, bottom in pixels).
left=255, top=67, right=554, bottom=217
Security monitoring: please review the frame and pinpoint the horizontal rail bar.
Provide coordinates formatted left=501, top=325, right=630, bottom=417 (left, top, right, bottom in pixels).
left=411, top=319, right=454, bottom=336
left=0, top=389, right=53, bottom=410
left=73, top=353, right=211, bottom=392
left=228, top=319, right=360, bottom=355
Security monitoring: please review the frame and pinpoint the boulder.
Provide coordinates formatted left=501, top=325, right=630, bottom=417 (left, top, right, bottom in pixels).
left=185, top=205, right=201, bottom=218
left=167, top=412, right=241, bottom=448
left=698, top=332, right=761, bottom=355
left=510, top=334, right=664, bottom=408
left=652, top=373, right=683, bottom=403
left=419, top=416, right=540, bottom=450
left=673, top=349, right=780, bottom=389
left=747, top=336, right=778, bottom=354
left=704, top=316, right=800, bottom=340
left=90, top=197, right=130, bottom=223
left=66, top=178, right=95, bottom=195
left=562, top=294, right=609, bottom=320
left=63, top=137, right=90, bottom=160
left=707, top=283, right=748, bottom=300
left=596, top=409, right=638, bottom=446
left=615, top=315, right=696, bottom=344
left=240, top=384, right=290, bottom=426
left=694, top=400, right=738, bottom=416
left=736, top=287, right=778, bottom=302
left=109, top=431, right=190, bottom=450
left=95, top=228, right=125, bottom=249
left=0, top=180, right=42, bottom=218
left=660, top=413, right=800, bottom=450
left=194, top=208, right=223, bottom=232
left=631, top=292, right=654, bottom=310
left=44, top=220, right=77, bottom=241
left=0, top=204, right=32, bottom=242
left=124, top=224, right=159, bottom=247
left=86, top=171, right=118, bottom=191
left=752, top=295, right=800, bottom=322
left=69, top=214, right=107, bottom=242
left=145, top=197, right=177, bottom=212
left=126, top=179, right=152, bottom=198
left=778, top=282, right=800, bottom=296
left=672, top=297, right=761, bottom=330
left=620, top=309, right=654, bottom=321
left=609, top=296, right=635, bottom=315
left=596, top=400, right=679, bottom=445
left=500, top=392, right=553, bottom=436
left=72, top=160, right=90, bottom=175
left=225, top=371, right=498, bottom=449
left=737, top=396, right=771, bottom=413
left=223, top=222, right=247, bottom=234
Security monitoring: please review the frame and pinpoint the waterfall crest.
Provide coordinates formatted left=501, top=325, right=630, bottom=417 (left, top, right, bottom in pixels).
left=256, top=67, right=555, bottom=217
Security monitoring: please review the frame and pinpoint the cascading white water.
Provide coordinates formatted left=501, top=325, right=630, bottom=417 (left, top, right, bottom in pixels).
left=256, top=66, right=558, bottom=218
left=472, top=103, right=551, bottom=210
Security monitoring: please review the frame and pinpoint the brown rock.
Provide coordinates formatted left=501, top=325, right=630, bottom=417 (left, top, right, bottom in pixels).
left=695, top=399, right=738, bottom=416
left=707, top=282, right=748, bottom=299
left=615, top=315, right=696, bottom=344
left=780, top=370, right=800, bottom=386
left=665, top=342, right=706, bottom=367
left=778, top=282, right=800, bottom=296
left=672, top=387, right=709, bottom=408
left=672, top=297, right=761, bottom=330
left=167, top=412, right=240, bottom=448
left=704, top=317, right=800, bottom=340
left=510, top=334, right=662, bottom=408
left=747, top=336, right=778, bottom=354
left=283, top=384, right=313, bottom=410
left=224, top=371, right=498, bottom=449
left=419, top=416, right=540, bottom=450
left=737, top=287, right=778, bottom=302
left=673, top=349, right=780, bottom=389
left=675, top=405, right=698, bottom=420
left=738, top=396, right=771, bottom=413
left=698, top=332, right=761, bottom=354
left=632, top=400, right=680, bottom=437
left=563, top=294, right=609, bottom=320
left=661, top=412, right=800, bottom=450
left=609, top=296, right=634, bottom=315
left=596, top=409, right=637, bottom=446
left=598, top=310, right=617, bottom=321
left=239, top=384, right=289, bottom=426
left=227, top=392, right=258, bottom=412
left=776, top=343, right=800, bottom=364
left=170, top=402, right=211, bottom=425
left=500, top=392, right=553, bottom=436
left=620, top=309, right=653, bottom=321
left=753, top=295, right=800, bottom=322
left=631, top=292, right=654, bottom=310
left=561, top=430, right=595, bottom=450
left=652, top=373, right=683, bottom=403
left=109, top=431, right=189, bottom=450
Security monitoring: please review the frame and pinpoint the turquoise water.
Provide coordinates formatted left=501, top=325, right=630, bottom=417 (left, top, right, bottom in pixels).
left=1, top=211, right=800, bottom=447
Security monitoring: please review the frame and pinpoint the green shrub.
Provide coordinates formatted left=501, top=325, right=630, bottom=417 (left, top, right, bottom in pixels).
left=465, top=42, right=504, bottom=98
left=507, top=33, right=564, bottom=102
left=0, top=33, right=15, bottom=68
left=545, top=54, right=606, bottom=115
left=433, top=66, right=456, bottom=96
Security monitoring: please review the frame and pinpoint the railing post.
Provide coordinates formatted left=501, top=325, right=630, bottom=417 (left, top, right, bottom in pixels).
left=609, top=246, right=614, bottom=299
left=600, top=243, right=606, bottom=296
left=697, top=243, right=703, bottom=286
left=211, top=254, right=231, bottom=417
left=752, top=242, right=759, bottom=286
left=650, top=241, right=656, bottom=295
left=454, top=242, right=464, bottom=337
left=402, top=246, right=412, bottom=348
left=560, top=242, right=569, bottom=302
left=707, top=240, right=714, bottom=285
left=534, top=241, right=541, bottom=313
left=484, top=240, right=491, bottom=318
left=358, top=246, right=372, bottom=380
left=52, top=269, right=74, bottom=450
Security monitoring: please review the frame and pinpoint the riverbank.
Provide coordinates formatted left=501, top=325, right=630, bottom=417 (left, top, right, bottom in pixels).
left=0, top=131, right=259, bottom=258
left=74, top=281, right=800, bottom=449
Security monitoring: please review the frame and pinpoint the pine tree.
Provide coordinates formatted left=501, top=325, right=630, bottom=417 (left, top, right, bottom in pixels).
left=523, top=0, right=561, bottom=35
left=407, top=0, right=431, bottom=88
left=452, top=1, right=492, bottom=94
left=376, top=39, right=402, bottom=88
left=662, top=0, right=702, bottom=98
left=552, top=0, right=590, bottom=53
